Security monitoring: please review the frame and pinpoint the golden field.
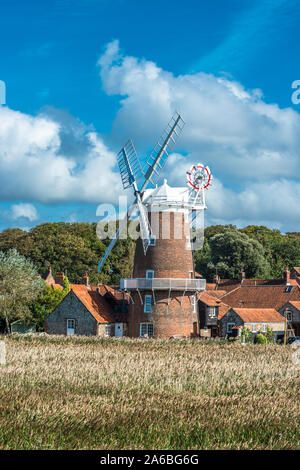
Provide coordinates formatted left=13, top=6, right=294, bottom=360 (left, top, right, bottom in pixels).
left=0, top=334, right=299, bottom=450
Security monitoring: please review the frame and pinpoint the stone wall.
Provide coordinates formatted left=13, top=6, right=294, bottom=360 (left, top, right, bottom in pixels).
left=45, top=291, right=97, bottom=336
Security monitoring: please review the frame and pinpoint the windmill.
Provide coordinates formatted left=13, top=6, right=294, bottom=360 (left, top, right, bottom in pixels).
left=98, top=111, right=185, bottom=273
left=97, top=111, right=212, bottom=338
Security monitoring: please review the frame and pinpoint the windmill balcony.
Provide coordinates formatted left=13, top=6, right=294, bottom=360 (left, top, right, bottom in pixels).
left=120, top=277, right=206, bottom=291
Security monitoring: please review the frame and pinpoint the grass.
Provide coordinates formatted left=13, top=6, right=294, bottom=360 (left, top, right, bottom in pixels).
left=0, top=334, right=299, bottom=450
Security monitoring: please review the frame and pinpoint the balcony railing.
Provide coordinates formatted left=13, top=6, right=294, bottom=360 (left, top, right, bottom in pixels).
left=120, top=278, right=206, bottom=291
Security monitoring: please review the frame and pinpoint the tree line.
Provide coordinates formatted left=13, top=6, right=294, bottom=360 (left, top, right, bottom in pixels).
left=0, top=222, right=299, bottom=286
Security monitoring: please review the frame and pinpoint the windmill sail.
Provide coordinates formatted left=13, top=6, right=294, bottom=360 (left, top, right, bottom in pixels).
left=117, top=140, right=143, bottom=190
left=98, top=202, right=136, bottom=273
left=142, top=112, right=185, bottom=189
left=136, top=194, right=152, bottom=255
left=98, top=112, right=185, bottom=273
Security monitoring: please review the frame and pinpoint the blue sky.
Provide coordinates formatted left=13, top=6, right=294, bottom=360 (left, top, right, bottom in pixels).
left=1, top=0, right=300, bottom=232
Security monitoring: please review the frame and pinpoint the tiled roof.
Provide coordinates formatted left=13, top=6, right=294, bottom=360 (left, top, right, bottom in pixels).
left=288, top=301, right=300, bottom=310
left=218, top=303, right=230, bottom=319
left=199, top=291, right=220, bottom=306
left=231, top=308, right=284, bottom=323
left=198, top=292, right=230, bottom=319
left=221, top=284, right=300, bottom=310
left=98, top=284, right=130, bottom=302
left=70, top=285, right=116, bottom=323
left=292, top=267, right=300, bottom=275
left=207, top=290, right=228, bottom=298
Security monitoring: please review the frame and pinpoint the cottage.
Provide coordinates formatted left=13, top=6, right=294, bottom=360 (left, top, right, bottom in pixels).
left=221, top=308, right=285, bottom=340
left=45, top=283, right=128, bottom=337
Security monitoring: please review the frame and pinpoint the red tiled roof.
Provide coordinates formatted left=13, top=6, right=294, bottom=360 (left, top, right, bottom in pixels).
left=70, top=285, right=116, bottom=323
left=198, top=292, right=230, bottom=319
left=97, top=284, right=130, bottom=302
left=288, top=301, right=300, bottom=310
left=207, top=290, right=228, bottom=298
left=292, top=267, right=300, bottom=275
left=231, top=308, right=284, bottom=323
left=221, top=284, right=300, bottom=310
left=199, top=291, right=221, bottom=306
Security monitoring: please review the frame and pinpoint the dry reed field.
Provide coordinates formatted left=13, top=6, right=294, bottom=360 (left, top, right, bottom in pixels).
left=0, top=334, right=299, bottom=450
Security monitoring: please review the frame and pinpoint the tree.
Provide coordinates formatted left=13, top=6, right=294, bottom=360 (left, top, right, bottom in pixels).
left=208, top=228, right=271, bottom=280
left=0, top=249, right=44, bottom=332
left=30, top=277, right=70, bottom=331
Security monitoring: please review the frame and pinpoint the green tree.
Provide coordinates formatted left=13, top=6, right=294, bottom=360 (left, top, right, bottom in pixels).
left=30, top=278, right=70, bottom=331
left=208, top=228, right=271, bottom=279
left=0, top=249, right=44, bottom=332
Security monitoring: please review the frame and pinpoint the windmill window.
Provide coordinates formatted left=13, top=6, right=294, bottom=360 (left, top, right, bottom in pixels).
left=146, top=270, right=154, bottom=279
left=150, top=236, right=156, bottom=246
left=140, top=323, right=154, bottom=338
left=191, top=295, right=197, bottom=313
left=144, top=295, right=152, bottom=313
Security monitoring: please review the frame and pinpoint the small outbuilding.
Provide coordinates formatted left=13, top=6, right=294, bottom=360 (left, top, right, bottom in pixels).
left=221, top=308, right=285, bottom=339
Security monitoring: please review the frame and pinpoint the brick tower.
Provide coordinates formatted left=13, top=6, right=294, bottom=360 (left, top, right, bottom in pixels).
left=120, top=179, right=206, bottom=338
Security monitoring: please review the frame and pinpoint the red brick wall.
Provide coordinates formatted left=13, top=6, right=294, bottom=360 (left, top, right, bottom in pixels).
left=128, top=290, right=198, bottom=338
left=133, top=211, right=194, bottom=279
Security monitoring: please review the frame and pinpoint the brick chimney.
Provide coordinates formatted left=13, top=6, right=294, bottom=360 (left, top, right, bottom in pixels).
left=240, top=268, right=246, bottom=282
left=55, top=272, right=65, bottom=286
left=213, top=274, right=220, bottom=286
left=283, top=266, right=290, bottom=285
left=81, top=273, right=90, bottom=288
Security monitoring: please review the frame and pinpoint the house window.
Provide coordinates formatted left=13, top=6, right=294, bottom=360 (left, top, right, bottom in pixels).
left=252, top=324, right=257, bottom=333
left=150, top=236, right=156, bottom=246
left=105, top=325, right=112, bottom=337
left=285, top=286, right=293, bottom=293
left=146, top=270, right=154, bottom=279
left=227, top=322, right=235, bottom=334
left=140, top=323, right=154, bottom=338
left=144, top=295, right=152, bottom=313
left=262, top=323, right=267, bottom=332
left=207, top=306, right=216, bottom=318
left=67, top=319, right=75, bottom=335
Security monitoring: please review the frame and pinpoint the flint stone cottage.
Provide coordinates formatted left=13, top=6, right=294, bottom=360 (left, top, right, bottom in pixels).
left=45, top=275, right=128, bottom=337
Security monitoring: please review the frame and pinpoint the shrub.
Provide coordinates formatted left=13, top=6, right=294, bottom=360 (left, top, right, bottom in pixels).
left=255, top=333, right=268, bottom=344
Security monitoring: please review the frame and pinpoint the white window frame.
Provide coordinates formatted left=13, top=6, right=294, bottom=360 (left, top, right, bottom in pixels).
left=144, top=295, right=152, bottom=313
left=262, top=323, right=267, bottom=333
left=67, top=318, right=75, bottom=335
left=146, top=270, right=154, bottom=279
left=67, top=319, right=75, bottom=329
left=105, top=325, right=112, bottom=337
left=252, top=323, right=257, bottom=333
left=227, top=322, right=235, bottom=334
left=140, top=323, right=154, bottom=338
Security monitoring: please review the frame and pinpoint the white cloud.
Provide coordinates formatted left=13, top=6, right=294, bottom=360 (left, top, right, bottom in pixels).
left=0, top=106, right=120, bottom=204
left=11, top=203, right=38, bottom=221
left=97, top=40, right=300, bottom=230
